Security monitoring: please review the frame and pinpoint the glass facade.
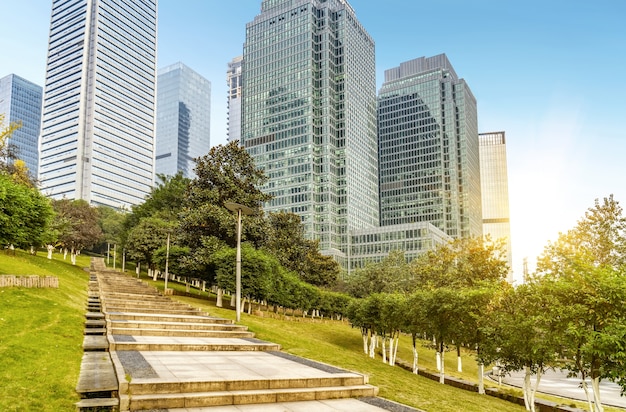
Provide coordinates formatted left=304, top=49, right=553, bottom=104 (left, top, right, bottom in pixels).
left=479, top=131, right=512, bottom=281
left=378, top=54, right=482, bottom=239
left=348, top=222, right=450, bottom=270
left=39, top=0, right=157, bottom=209
left=227, top=56, right=243, bottom=143
left=242, top=0, right=379, bottom=260
left=0, top=74, right=42, bottom=178
left=155, top=62, right=211, bottom=179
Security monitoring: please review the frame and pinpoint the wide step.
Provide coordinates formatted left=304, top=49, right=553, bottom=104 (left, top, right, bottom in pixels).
left=128, top=385, right=379, bottom=410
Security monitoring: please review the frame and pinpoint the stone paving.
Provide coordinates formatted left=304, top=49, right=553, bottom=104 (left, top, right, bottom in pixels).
left=80, top=259, right=420, bottom=412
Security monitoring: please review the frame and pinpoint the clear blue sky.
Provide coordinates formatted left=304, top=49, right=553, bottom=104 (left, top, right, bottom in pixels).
left=1, top=0, right=625, bottom=282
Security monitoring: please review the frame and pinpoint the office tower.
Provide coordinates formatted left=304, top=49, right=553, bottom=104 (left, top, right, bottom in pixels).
left=155, top=62, right=211, bottom=179
left=242, top=0, right=379, bottom=261
left=378, top=54, right=482, bottom=239
left=226, top=56, right=243, bottom=143
left=39, top=0, right=157, bottom=209
left=479, top=131, right=512, bottom=281
left=0, top=74, right=42, bottom=178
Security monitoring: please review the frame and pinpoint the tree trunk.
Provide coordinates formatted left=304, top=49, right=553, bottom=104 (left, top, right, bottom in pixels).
left=392, top=333, right=399, bottom=366
left=47, top=245, right=54, bottom=259
left=216, top=288, right=223, bottom=307
left=439, top=343, right=445, bottom=384
left=477, top=363, right=485, bottom=394
left=382, top=336, right=387, bottom=364
left=522, top=366, right=534, bottom=412
left=457, top=346, right=462, bottom=372
left=412, top=346, right=419, bottom=374
left=63, top=248, right=68, bottom=260
left=369, top=333, right=377, bottom=359
left=230, top=294, right=236, bottom=307
left=591, top=377, right=604, bottom=412
left=436, top=352, right=441, bottom=371
left=362, top=329, right=369, bottom=355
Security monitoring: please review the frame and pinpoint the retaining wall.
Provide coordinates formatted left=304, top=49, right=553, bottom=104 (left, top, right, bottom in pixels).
left=0, top=275, right=59, bottom=288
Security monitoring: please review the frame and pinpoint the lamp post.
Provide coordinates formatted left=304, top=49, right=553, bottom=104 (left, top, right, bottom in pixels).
left=224, top=202, right=255, bottom=322
left=164, top=232, right=170, bottom=293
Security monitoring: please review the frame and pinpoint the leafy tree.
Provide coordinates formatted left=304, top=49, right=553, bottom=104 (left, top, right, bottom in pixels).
left=125, top=217, right=176, bottom=271
left=410, top=236, right=509, bottom=289
left=123, top=172, right=189, bottom=234
left=480, top=281, right=563, bottom=411
left=345, top=250, right=411, bottom=298
left=213, top=244, right=277, bottom=312
left=95, top=205, right=125, bottom=254
left=0, top=173, right=54, bottom=249
left=0, top=114, right=35, bottom=186
left=263, top=211, right=339, bottom=287
left=178, top=141, right=271, bottom=281
left=535, top=195, right=626, bottom=412
left=51, top=199, right=102, bottom=263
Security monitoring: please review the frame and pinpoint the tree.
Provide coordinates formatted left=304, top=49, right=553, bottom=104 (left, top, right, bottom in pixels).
left=178, top=141, right=271, bottom=282
left=345, top=250, right=412, bottom=298
left=535, top=195, right=626, bottom=412
left=0, top=173, right=54, bottom=249
left=51, top=199, right=102, bottom=264
left=263, top=211, right=339, bottom=287
left=125, top=217, right=176, bottom=272
left=480, top=281, right=563, bottom=412
left=95, top=205, right=125, bottom=255
left=0, top=114, right=35, bottom=186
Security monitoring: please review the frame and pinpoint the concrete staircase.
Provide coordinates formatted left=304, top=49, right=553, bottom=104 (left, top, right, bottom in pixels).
left=84, top=259, right=391, bottom=412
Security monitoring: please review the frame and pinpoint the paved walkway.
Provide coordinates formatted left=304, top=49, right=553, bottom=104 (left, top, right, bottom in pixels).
left=499, top=369, right=626, bottom=409
left=85, top=259, right=420, bottom=412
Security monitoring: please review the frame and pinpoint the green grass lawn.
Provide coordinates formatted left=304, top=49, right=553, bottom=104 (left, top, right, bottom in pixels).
left=0, top=249, right=91, bottom=412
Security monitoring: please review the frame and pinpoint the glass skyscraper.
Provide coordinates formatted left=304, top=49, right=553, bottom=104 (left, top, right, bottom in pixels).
left=39, top=0, right=157, bottom=209
left=378, top=54, right=482, bottom=239
left=242, top=0, right=379, bottom=260
left=155, top=62, right=211, bottom=179
left=226, top=56, right=243, bottom=143
left=479, top=131, right=512, bottom=281
left=0, top=74, right=42, bottom=178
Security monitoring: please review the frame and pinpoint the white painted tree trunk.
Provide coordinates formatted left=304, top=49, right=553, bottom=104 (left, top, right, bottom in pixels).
left=47, top=245, right=54, bottom=259
left=152, top=270, right=158, bottom=281
left=478, top=363, right=485, bottom=394
left=63, top=248, right=68, bottom=260
left=522, top=365, right=541, bottom=412
left=412, top=347, right=418, bottom=374
left=457, top=356, right=463, bottom=372
left=362, top=331, right=369, bottom=355
left=70, top=247, right=77, bottom=265
left=391, top=335, right=399, bottom=366
left=581, top=380, right=593, bottom=412
left=230, top=294, right=236, bottom=307
left=436, top=352, right=441, bottom=371
left=136, top=262, right=140, bottom=277
left=246, top=297, right=251, bottom=314
left=382, top=337, right=387, bottom=364
left=591, top=377, right=604, bottom=412
left=369, top=333, right=377, bottom=359
left=439, top=350, right=445, bottom=384
left=216, top=288, right=223, bottom=307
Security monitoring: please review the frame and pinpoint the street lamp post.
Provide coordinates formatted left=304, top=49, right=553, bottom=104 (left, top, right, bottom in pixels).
left=224, top=202, right=255, bottom=322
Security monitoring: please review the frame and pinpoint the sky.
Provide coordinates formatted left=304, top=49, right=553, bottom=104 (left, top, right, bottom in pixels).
left=1, top=0, right=625, bottom=283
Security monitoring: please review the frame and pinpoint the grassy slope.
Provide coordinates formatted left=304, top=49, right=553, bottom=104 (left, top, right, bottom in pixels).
left=0, top=250, right=90, bottom=412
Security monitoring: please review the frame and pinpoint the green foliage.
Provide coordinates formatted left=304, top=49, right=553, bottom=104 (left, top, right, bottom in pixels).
left=263, top=211, right=339, bottom=287
left=123, top=172, right=190, bottom=235
left=345, top=250, right=412, bottom=297
left=51, top=199, right=102, bottom=251
left=125, top=217, right=176, bottom=269
left=0, top=173, right=54, bottom=248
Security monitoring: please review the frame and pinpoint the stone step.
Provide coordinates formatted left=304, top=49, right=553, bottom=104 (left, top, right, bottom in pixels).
left=85, top=319, right=107, bottom=328
left=129, top=375, right=368, bottom=395
left=110, top=327, right=255, bottom=338
left=109, top=319, right=247, bottom=331
left=103, top=302, right=199, bottom=311
left=109, top=336, right=281, bottom=352
left=84, top=328, right=107, bottom=335
left=76, top=352, right=118, bottom=395
left=107, top=312, right=233, bottom=324
left=162, top=398, right=401, bottom=412
left=86, top=312, right=105, bottom=319
left=126, top=384, right=378, bottom=410
left=83, top=335, right=109, bottom=351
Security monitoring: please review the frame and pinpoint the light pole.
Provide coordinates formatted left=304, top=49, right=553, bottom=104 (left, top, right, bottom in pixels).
left=164, top=232, right=170, bottom=293
left=224, top=202, right=255, bottom=322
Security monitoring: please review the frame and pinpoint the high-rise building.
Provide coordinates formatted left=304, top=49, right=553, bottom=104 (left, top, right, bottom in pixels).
left=39, top=0, right=157, bottom=209
left=226, top=56, right=243, bottom=143
left=378, top=54, right=482, bottom=239
left=155, top=62, right=211, bottom=179
left=479, top=131, right=512, bottom=281
left=0, top=74, right=42, bottom=178
left=242, top=0, right=379, bottom=261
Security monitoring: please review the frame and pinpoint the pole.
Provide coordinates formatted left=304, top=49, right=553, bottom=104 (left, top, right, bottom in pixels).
left=164, top=232, right=170, bottom=292
left=107, top=243, right=110, bottom=265
left=113, top=244, right=116, bottom=270
left=122, top=248, right=126, bottom=272
left=235, top=208, right=242, bottom=322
